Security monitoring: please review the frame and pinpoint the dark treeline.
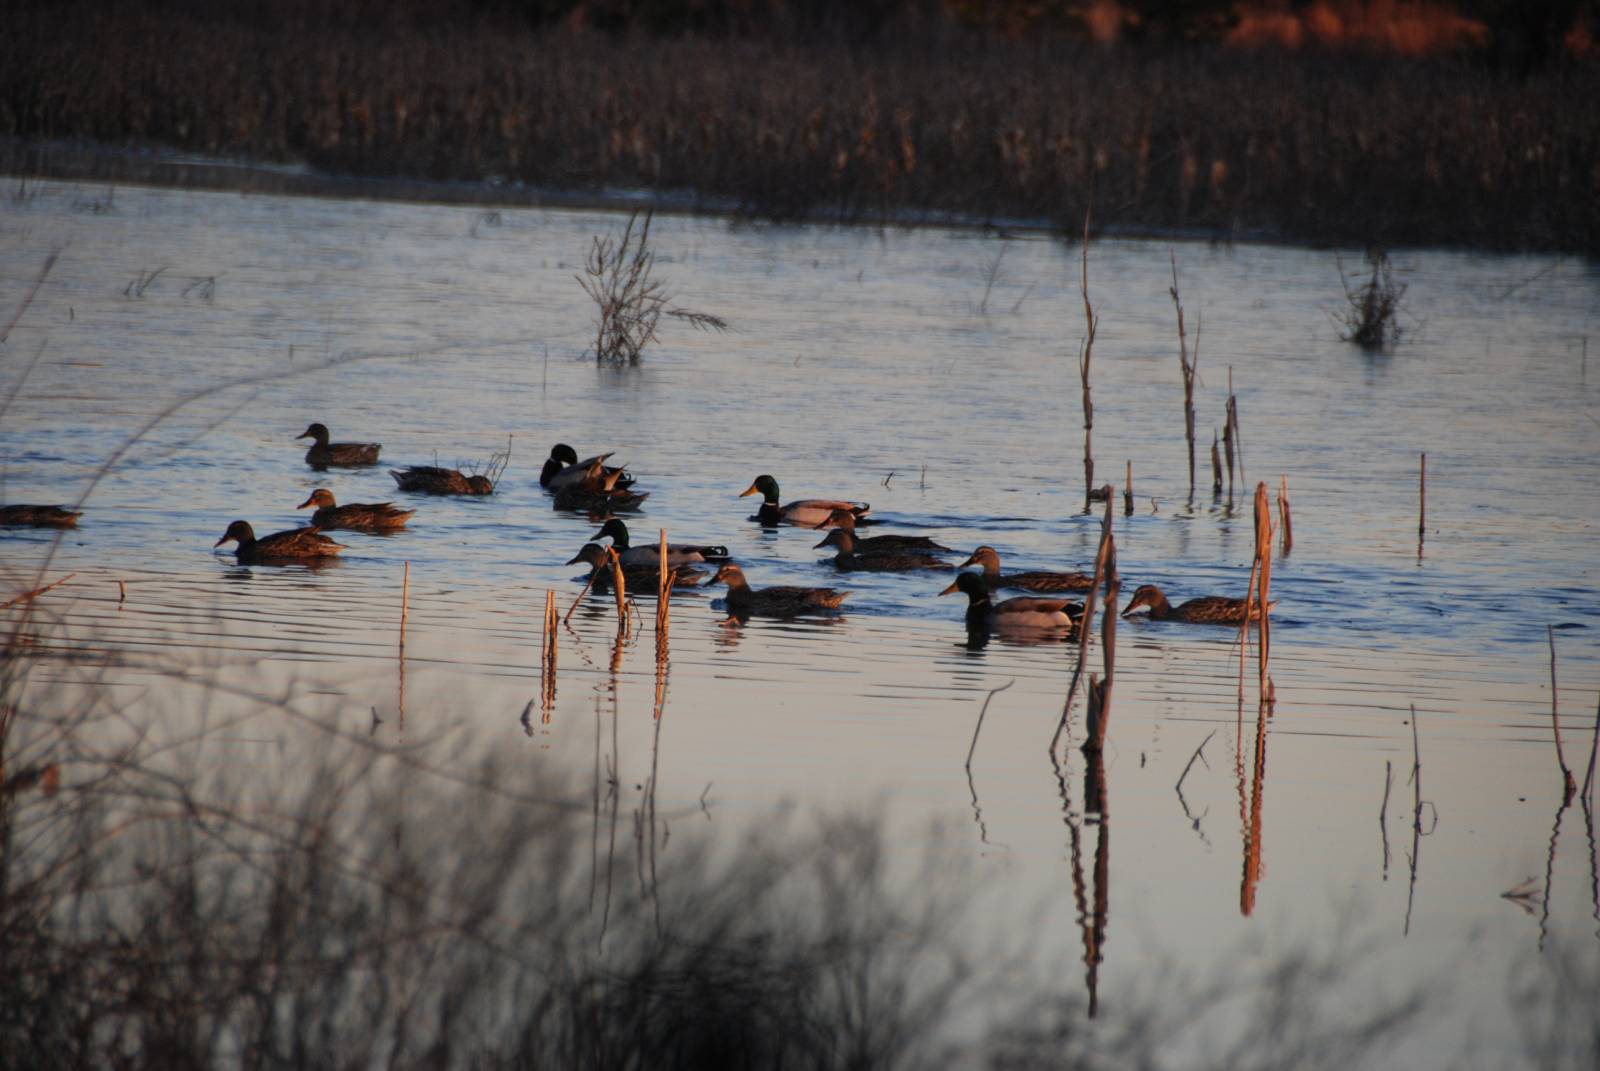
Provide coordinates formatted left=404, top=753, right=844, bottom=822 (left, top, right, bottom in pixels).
left=4, top=0, right=1598, bottom=252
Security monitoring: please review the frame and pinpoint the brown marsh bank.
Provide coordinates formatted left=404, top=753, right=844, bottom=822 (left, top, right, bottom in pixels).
left=2, top=181, right=1599, bottom=1067
left=4, top=2, right=1600, bottom=253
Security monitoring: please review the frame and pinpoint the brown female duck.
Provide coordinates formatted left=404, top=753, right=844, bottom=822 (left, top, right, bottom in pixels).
left=814, top=509, right=952, bottom=553
left=1120, top=583, right=1275, bottom=625
left=0, top=504, right=81, bottom=528
left=552, top=467, right=649, bottom=513
left=959, top=546, right=1094, bottom=593
left=297, top=423, right=381, bottom=467
left=214, top=520, right=344, bottom=564
left=710, top=562, right=848, bottom=617
left=296, top=488, right=414, bottom=531
left=815, top=529, right=946, bottom=572
left=390, top=466, right=495, bottom=495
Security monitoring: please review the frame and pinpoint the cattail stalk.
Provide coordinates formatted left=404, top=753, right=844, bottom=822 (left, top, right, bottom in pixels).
left=399, top=561, right=410, bottom=650
left=1123, top=461, right=1134, bottom=516
left=1169, top=253, right=1198, bottom=494
left=609, top=547, right=628, bottom=624
left=1418, top=452, right=1427, bottom=558
left=1278, top=474, right=1293, bottom=553
left=1211, top=430, right=1223, bottom=495
left=1053, top=489, right=1115, bottom=754
left=1549, top=625, right=1577, bottom=804
left=1079, top=210, right=1098, bottom=508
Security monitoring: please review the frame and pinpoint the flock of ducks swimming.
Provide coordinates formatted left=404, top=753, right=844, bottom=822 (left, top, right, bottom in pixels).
left=3, top=422, right=1268, bottom=640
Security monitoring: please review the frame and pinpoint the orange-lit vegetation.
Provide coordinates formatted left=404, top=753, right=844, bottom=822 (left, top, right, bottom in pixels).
left=2, top=0, right=1597, bottom=251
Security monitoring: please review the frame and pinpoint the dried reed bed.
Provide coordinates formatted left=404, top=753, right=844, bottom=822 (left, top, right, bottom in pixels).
left=4, top=5, right=1598, bottom=251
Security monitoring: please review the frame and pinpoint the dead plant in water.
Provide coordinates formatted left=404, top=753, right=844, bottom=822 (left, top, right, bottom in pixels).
left=576, top=210, right=727, bottom=366
left=1336, top=248, right=1407, bottom=350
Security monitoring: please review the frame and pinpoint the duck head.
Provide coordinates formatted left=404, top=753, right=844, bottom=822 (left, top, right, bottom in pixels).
left=297, top=488, right=336, bottom=510
left=592, top=517, right=631, bottom=546
left=709, top=562, right=746, bottom=588
left=214, top=520, right=256, bottom=548
left=813, top=528, right=855, bottom=553
left=566, top=543, right=608, bottom=567
left=549, top=443, right=579, bottom=466
left=296, top=423, right=330, bottom=445
left=939, top=571, right=991, bottom=604
left=465, top=474, right=495, bottom=494
left=739, top=474, right=780, bottom=503
left=1121, top=584, right=1167, bottom=618
left=959, top=546, right=1001, bottom=571
left=812, top=508, right=858, bottom=531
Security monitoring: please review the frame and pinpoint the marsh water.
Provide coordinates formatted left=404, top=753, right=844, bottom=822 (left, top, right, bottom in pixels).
left=3, top=180, right=1598, bottom=1066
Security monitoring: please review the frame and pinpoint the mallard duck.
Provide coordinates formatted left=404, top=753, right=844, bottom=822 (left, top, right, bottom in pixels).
left=296, top=488, right=414, bottom=531
left=814, top=508, right=952, bottom=553
left=959, top=546, right=1094, bottom=593
left=740, top=474, right=869, bottom=528
left=593, top=518, right=729, bottom=567
left=1120, top=584, right=1274, bottom=625
left=567, top=543, right=704, bottom=590
left=390, top=466, right=495, bottom=495
left=214, top=520, right=344, bottom=563
left=540, top=443, right=636, bottom=491
left=0, top=504, right=81, bottom=528
left=940, top=572, right=1082, bottom=633
left=297, top=423, right=381, bottom=467
left=816, top=528, right=946, bottom=572
left=711, top=562, right=848, bottom=617
left=552, top=467, right=649, bottom=512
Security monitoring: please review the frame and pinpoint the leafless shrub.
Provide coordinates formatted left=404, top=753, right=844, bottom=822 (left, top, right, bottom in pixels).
left=576, top=210, right=726, bottom=365
left=1336, top=248, right=1408, bottom=350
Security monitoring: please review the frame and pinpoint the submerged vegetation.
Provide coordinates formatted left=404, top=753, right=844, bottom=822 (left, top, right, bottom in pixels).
left=1336, top=247, right=1409, bottom=350
left=577, top=210, right=727, bottom=365
left=3, top=1, right=1598, bottom=252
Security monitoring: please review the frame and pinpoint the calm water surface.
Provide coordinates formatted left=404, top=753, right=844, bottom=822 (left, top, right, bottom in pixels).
left=3, top=181, right=1599, bottom=1066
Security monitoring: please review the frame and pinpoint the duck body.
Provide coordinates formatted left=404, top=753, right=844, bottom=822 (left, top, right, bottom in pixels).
left=553, top=485, right=650, bottom=513
left=297, top=423, right=381, bottom=467
left=296, top=488, right=414, bottom=531
left=593, top=518, right=728, bottom=567
left=567, top=544, right=704, bottom=591
left=541, top=443, right=636, bottom=492
left=214, top=520, right=344, bottom=563
left=711, top=563, right=847, bottom=617
left=0, top=504, right=81, bottom=528
left=1120, top=583, right=1274, bottom=625
left=816, top=509, right=951, bottom=553
left=390, top=466, right=495, bottom=496
left=816, top=529, right=946, bottom=572
left=960, top=546, right=1094, bottom=593
left=940, top=572, right=1081, bottom=634
left=741, top=474, right=868, bottom=528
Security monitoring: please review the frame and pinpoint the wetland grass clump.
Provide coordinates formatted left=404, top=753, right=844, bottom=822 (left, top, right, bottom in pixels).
left=1337, top=248, right=1408, bottom=350
left=577, top=210, right=727, bottom=366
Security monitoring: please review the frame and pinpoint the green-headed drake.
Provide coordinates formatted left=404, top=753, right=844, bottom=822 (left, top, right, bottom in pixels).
left=940, top=571, right=1082, bottom=634
left=740, top=474, right=868, bottom=528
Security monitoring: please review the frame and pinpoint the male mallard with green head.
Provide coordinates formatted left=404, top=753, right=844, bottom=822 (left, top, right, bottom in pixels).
left=940, top=571, right=1082, bottom=635
left=567, top=543, right=704, bottom=591
left=297, top=423, right=381, bottom=467
left=740, top=474, right=868, bottom=528
left=214, top=520, right=344, bottom=564
left=593, top=518, right=728, bottom=567
left=958, top=546, right=1094, bottom=593
left=540, top=443, right=636, bottom=492
left=1120, top=583, right=1274, bottom=624
left=296, top=488, right=414, bottom=531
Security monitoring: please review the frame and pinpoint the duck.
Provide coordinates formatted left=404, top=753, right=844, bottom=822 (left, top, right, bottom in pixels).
left=552, top=467, right=649, bottom=513
left=959, top=546, right=1094, bottom=593
left=710, top=562, right=848, bottom=617
left=567, top=543, right=704, bottom=590
left=390, top=466, right=495, bottom=495
left=816, top=529, right=947, bottom=572
left=0, top=504, right=82, bottom=528
left=540, top=443, right=637, bottom=492
left=593, top=518, right=729, bottom=568
left=740, top=474, right=869, bottom=528
left=940, top=572, right=1082, bottom=634
left=1120, top=583, right=1274, bottom=625
left=297, top=423, right=381, bottom=467
left=814, top=508, right=952, bottom=553
left=214, top=520, right=344, bottom=564
left=296, top=488, right=414, bottom=531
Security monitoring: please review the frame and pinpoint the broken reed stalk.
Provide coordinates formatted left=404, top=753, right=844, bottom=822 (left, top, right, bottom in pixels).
left=1254, top=483, right=1273, bottom=702
left=1078, top=211, right=1099, bottom=507
left=117, top=578, right=126, bottom=605
left=965, top=678, right=1016, bottom=769
left=399, top=561, right=410, bottom=651
left=542, top=590, right=558, bottom=713
left=1051, top=488, right=1114, bottom=754
left=1418, top=452, right=1427, bottom=558
left=1582, top=690, right=1599, bottom=802
left=0, top=572, right=74, bottom=612
left=1124, top=461, right=1134, bottom=516
left=563, top=551, right=604, bottom=625
left=1170, top=252, right=1198, bottom=495
left=609, top=548, right=628, bottom=624
left=1084, top=525, right=1120, bottom=754
left=1548, top=625, right=1578, bottom=805
left=1380, top=759, right=1394, bottom=878
left=1278, top=474, right=1293, bottom=553
left=1211, top=431, right=1223, bottom=495
left=1225, top=366, right=1244, bottom=491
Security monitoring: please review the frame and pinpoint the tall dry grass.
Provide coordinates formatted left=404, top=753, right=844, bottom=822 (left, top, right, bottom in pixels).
left=3, top=3, right=1597, bottom=251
